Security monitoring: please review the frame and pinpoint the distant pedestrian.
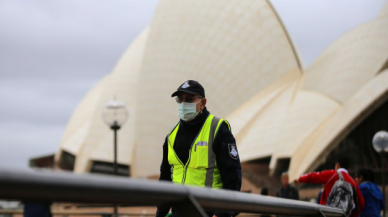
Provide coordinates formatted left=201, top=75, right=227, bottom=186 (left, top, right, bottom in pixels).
left=294, top=157, right=364, bottom=217
left=355, top=168, right=384, bottom=217
left=24, top=202, right=52, bottom=217
left=276, top=172, right=299, bottom=217
left=276, top=172, right=299, bottom=200
left=261, top=187, right=269, bottom=196
left=260, top=187, right=271, bottom=217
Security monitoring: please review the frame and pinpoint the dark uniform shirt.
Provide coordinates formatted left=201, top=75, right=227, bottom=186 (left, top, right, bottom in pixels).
left=276, top=185, right=299, bottom=200
left=156, top=107, right=242, bottom=217
left=276, top=185, right=299, bottom=217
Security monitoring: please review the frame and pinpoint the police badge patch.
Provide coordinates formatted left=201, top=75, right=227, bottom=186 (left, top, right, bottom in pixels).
left=228, top=143, right=239, bottom=160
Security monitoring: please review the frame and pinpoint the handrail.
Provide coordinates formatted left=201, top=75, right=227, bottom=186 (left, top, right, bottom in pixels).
left=0, top=167, right=344, bottom=217
left=0, top=210, right=155, bottom=216
left=0, top=210, right=275, bottom=216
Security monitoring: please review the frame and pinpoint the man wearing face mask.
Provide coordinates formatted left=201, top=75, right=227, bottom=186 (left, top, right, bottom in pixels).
left=156, top=80, right=242, bottom=217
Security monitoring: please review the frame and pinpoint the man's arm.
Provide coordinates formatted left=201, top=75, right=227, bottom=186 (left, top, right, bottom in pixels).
left=296, top=170, right=336, bottom=185
left=214, top=123, right=242, bottom=191
left=213, top=122, right=242, bottom=217
left=156, top=137, right=172, bottom=217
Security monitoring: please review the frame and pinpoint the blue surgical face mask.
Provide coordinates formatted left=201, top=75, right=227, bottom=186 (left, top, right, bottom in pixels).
left=178, top=100, right=202, bottom=121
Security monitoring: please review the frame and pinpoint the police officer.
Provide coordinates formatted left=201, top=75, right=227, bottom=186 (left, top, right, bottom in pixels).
left=156, top=80, right=242, bottom=217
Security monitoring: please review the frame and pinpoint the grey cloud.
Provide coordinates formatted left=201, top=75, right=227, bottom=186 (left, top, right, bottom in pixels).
left=0, top=121, right=64, bottom=168
left=0, top=78, right=95, bottom=125
left=0, top=0, right=158, bottom=168
left=0, top=0, right=158, bottom=80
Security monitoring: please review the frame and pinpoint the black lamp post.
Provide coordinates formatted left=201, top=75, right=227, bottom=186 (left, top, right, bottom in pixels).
left=372, top=130, right=388, bottom=217
left=111, top=121, right=121, bottom=176
left=102, top=99, right=128, bottom=216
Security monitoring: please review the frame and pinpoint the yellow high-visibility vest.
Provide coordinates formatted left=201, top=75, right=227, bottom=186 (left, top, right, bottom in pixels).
left=167, top=114, right=231, bottom=188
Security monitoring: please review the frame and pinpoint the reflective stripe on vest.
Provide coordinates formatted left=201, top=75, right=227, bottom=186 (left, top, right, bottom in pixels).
left=167, top=114, right=230, bottom=188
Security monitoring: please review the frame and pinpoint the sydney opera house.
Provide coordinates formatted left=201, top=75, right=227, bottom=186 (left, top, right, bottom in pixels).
left=53, top=0, right=388, bottom=193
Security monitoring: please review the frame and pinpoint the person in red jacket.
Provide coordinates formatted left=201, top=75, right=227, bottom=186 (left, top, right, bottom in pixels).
left=293, top=157, right=364, bottom=217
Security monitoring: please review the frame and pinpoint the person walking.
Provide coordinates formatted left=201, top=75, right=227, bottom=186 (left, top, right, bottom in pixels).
left=156, top=80, right=242, bottom=217
left=276, top=172, right=299, bottom=217
left=294, top=157, right=364, bottom=217
left=276, top=172, right=299, bottom=200
left=355, top=168, right=384, bottom=217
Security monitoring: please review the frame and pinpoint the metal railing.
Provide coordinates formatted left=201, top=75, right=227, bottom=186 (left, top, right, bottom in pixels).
left=0, top=209, right=155, bottom=216
left=0, top=167, right=344, bottom=217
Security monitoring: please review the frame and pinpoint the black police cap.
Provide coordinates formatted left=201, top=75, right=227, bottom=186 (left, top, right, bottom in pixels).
left=171, top=80, right=205, bottom=98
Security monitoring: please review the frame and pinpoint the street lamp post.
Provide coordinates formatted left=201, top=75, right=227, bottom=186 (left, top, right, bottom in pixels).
left=102, top=99, right=128, bottom=217
left=372, top=130, right=388, bottom=217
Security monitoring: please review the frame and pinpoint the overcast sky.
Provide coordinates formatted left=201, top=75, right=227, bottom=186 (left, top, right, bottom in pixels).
left=0, top=0, right=386, bottom=169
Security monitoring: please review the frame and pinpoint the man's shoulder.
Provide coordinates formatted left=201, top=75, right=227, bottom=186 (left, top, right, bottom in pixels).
left=212, top=115, right=230, bottom=127
left=320, top=169, right=337, bottom=177
left=219, top=121, right=230, bottom=130
left=359, top=182, right=370, bottom=190
left=302, top=169, right=336, bottom=177
left=215, top=119, right=234, bottom=138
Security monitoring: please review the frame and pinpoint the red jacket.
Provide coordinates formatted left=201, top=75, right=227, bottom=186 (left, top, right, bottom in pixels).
left=298, top=169, right=364, bottom=217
